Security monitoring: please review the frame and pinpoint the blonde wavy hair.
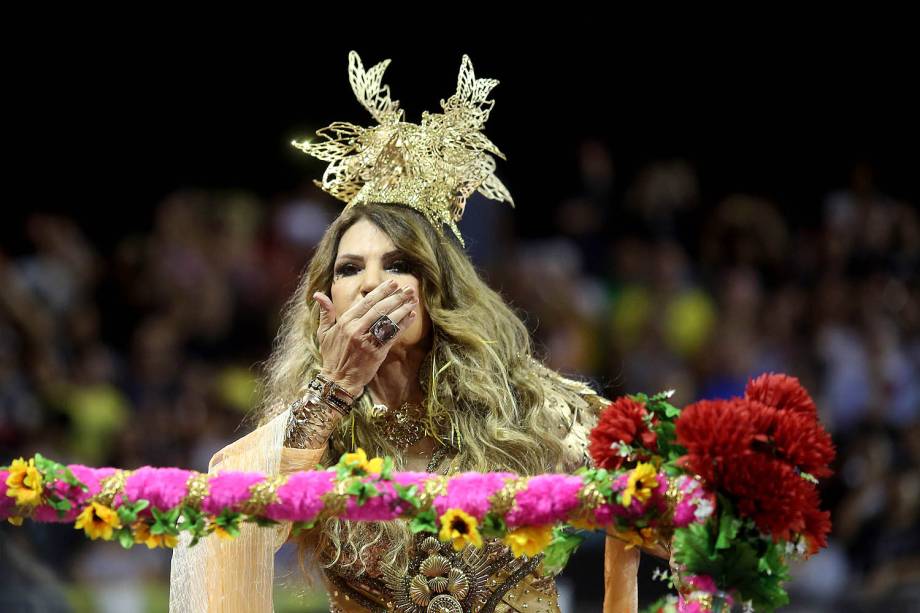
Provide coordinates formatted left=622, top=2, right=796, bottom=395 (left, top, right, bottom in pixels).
left=251, top=203, right=594, bottom=576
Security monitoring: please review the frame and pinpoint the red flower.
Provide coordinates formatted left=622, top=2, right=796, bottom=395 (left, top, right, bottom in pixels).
left=745, top=373, right=817, bottom=416
left=675, top=398, right=760, bottom=485
left=801, top=487, right=832, bottom=556
left=726, top=455, right=810, bottom=541
left=588, top=397, right=658, bottom=470
left=771, top=409, right=836, bottom=478
left=676, top=390, right=834, bottom=546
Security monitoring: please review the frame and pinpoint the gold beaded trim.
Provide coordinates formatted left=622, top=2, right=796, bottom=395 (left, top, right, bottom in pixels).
left=182, top=473, right=211, bottom=509
left=94, top=470, right=132, bottom=507
left=240, top=475, right=289, bottom=516
left=488, top=477, right=529, bottom=517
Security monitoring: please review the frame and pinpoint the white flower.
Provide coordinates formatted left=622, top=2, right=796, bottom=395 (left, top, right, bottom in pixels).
left=694, top=498, right=715, bottom=521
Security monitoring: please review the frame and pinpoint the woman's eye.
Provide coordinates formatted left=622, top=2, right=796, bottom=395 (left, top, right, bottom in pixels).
left=334, top=260, right=411, bottom=277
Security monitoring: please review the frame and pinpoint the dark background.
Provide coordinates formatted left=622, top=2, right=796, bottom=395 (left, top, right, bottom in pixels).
left=3, top=28, right=919, bottom=612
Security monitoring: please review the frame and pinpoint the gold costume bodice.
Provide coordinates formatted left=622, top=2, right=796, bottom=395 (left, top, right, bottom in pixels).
left=322, top=533, right=560, bottom=613
left=317, top=367, right=609, bottom=613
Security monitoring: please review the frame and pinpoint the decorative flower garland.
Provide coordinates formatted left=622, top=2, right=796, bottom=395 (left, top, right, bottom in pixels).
left=2, top=448, right=709, bottom=575
left=3, top=373, right=833, bottom=612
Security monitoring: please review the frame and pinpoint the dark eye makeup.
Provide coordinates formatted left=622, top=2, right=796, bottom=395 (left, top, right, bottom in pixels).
left=334, top=260, right=412, bottom=277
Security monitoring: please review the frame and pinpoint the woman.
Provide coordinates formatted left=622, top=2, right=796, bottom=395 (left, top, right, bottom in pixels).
left=169, top=51, right=651, bottom=613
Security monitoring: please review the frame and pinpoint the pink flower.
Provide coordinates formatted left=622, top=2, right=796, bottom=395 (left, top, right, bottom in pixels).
left=33, top=466, right=116, bottom=523
left=124, top=467, right=194, bottom=512
left=433, top=473, right=513, bottom=520
left=686, top=575, right=718, bottom=593
left=265, top=471, right=336, bottom=522
left=343, top=481, right=402, bottom=521
left=505, top=475, right=584, bottom=528
left=202, top=472, right=265, bottom=514
left=673, top=476, right=715, bottom=528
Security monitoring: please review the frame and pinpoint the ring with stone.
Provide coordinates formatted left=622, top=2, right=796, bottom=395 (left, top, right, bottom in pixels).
left=369, top=314, right=400, bottom=344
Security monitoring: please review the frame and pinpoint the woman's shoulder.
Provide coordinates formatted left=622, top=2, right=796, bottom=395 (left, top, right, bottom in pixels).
left=522, top=356, right=611, bottom=473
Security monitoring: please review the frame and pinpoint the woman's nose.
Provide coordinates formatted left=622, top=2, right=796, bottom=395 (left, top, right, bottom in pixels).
left=360, top=266, right=383, bottom=297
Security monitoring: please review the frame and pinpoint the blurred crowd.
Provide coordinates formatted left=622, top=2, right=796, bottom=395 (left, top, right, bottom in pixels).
left=1, top=143, right=918, bottom=611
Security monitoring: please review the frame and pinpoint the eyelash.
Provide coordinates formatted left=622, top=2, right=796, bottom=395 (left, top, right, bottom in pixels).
left=334, top=261, right=411, bottom=277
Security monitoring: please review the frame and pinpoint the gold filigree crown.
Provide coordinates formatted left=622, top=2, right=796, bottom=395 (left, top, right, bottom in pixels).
left=291, top=51, right=514, bottom=247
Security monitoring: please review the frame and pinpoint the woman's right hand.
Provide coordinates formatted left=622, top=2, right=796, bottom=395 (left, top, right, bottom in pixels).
left=312, top=279, right=419, bottom=398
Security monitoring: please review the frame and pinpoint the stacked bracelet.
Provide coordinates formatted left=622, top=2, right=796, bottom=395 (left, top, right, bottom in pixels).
left=283, top=373, right=358, bottom=449
left=307, top=373, right=357, bottom=416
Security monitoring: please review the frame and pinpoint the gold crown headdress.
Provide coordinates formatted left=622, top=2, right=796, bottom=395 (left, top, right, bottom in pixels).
left=291, top=51, right=514, bottom=246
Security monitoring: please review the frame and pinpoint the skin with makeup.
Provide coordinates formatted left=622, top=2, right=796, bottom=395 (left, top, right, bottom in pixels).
left=311, top=217, right=438, bottom=471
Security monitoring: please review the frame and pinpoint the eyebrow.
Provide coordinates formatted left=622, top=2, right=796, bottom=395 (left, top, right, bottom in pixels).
left=335, top=250, right=403, bottom=262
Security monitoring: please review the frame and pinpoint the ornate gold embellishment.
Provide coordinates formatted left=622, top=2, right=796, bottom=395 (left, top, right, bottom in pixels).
left=661, top=478, right=681, bottom=533
left=94, top=469, right=132, bottom=507
left=419, top=476, right=449, bottom=508
left=292, top=51, right=514, bottom=247
left=318, top=477, right=353, bottom=520
left=182, top=473, right=210, bottom=509
left=382, top=535, right=491, bottom=613
left=372, top=401, right=426, bottom=450
left=241, top=474, right=288, bottom=516
left=488, top=477, right=529, bottom=517
left=482, top=554, right=544, bottom=613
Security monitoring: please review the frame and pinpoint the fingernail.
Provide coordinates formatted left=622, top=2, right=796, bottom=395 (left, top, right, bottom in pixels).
left=388, top=280, right=398, bottom=289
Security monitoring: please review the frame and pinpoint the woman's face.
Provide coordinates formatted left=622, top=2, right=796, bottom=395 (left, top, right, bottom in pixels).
left=330, top=218, right=431, bottom=348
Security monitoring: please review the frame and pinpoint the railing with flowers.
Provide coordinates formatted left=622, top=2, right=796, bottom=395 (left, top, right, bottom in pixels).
left=3, top=373, right=834, bottom=613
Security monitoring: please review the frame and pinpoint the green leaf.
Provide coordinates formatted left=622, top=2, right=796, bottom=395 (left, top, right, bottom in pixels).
left=246, top=516, right=280, bottom=527
left=345, top=481, right=380, bottom=506
left=208, top=509, right=244, bottom=539
left=661, top=402, right=681, bottom=418
left=542, top=526, right=584, bottom=573
left=674, top=517, right=792, bottom=612
left=178, top=506, right=207, bottom=535
left=672, top=523, right=721, bottom=574
left=380, top=457, right=395, bottom=481
left=394, top=484, right=421, bottom=510
left=290, top=520, right=316, bottom=537
left=716, top=513, right=742, bottom=550
left=798, top=471, right=818, bottom=484
left=580, top=468, right=613, bottom=500
left=757, top=541, right=784, bottom=577
left=649, top=390, right=675, bottom=403
left=116, top=499, right=150, bottom=525
left=44, top=494, right=72, bottom=519
left=409, top=509, right=437, bottom=534
left=117, top=528, right=136, bottom=550
left=151, top=507, right=182, bottom=536
left=480, top=513, right=507, bottom=539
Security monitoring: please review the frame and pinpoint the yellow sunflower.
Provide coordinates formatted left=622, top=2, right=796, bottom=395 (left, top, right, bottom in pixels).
left=568, top=515, right=599, bottom=532
left=622, top=463, right=658, bottom=507
left=438, top=508, right=483, bottom=551
left=503, top=525, right=554, bottom=558
left=74, top=502, right=122, bottom=540
left=619, top=526, right=658, bottom=550
left=213, top=525, right=237, bottom=541
left=131, top=520, right=178, bottom=549
left=5, top=457, right=43, bottom=507
left=341, top=448, right=384, bottom=475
